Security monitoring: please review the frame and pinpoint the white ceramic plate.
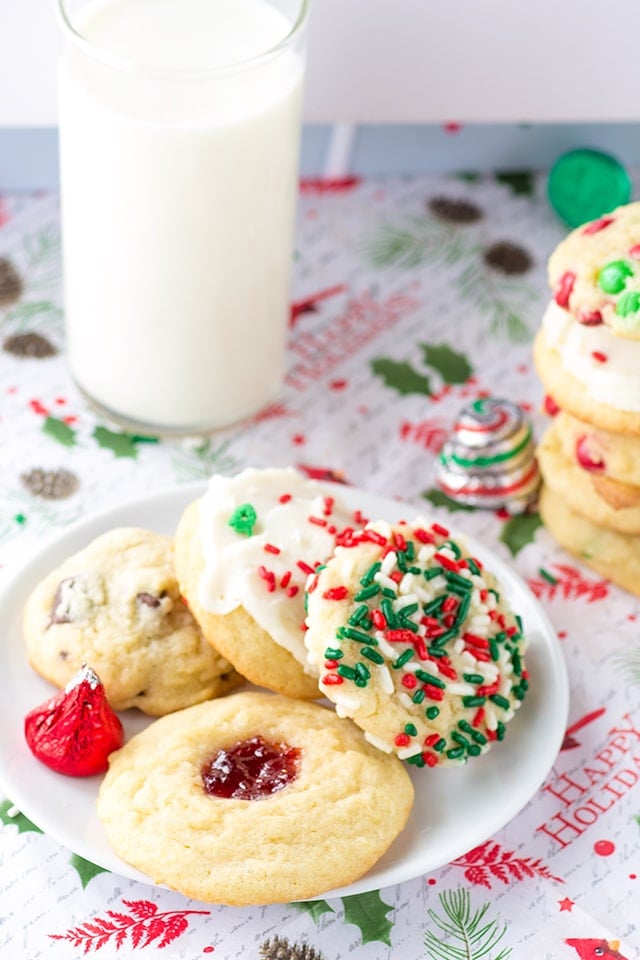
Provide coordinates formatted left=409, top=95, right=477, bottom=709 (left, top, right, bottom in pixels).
left=0, top=482, right=569, bottom=901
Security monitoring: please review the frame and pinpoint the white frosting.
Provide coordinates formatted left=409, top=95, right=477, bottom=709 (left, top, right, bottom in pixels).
left=542, top=300, right=640, bottom=411
left=197, top=467, right=356, bottom=669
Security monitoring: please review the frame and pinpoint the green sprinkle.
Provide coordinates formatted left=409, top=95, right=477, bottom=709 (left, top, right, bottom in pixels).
left=360, top=561, right=381, bottom=586
left=424, top=567, right=445, bottom=581
left=443, top=540, right=461, bottom=558
left=538, top=567, right=558, bottom=585
left=412, top=689, right=426, bottom=704
left=467, top=744, right=482, bottom=756
left=512, top=685, right=526, bottom=701
left=348, top=604, right=371, bottom=627
left=427, top=646, right=445, bottom=658
left=381, top=598, right=397, bottom=627
left=515, top=614, right=523, bottom=633
left=446, top=571, right=472, bottom=591
left=489, top=637, right=500, bottom=662
left=423, top=596, right=445, bottom=616
left=324, top=647, right=343, bottom=660
left=489, top=693, right=511, bottom=710
left=433, top=738, right=447, bottom=752
left=463, top=673, right=485, bottom=684
left=337, top=664, right=357, bottom=680
left=393, top=649, right=415, bottom=669
left=406, top=753, right=425, bottom=767
left=228, top=503, right=257, bottom=536
left=458, top=720, right=474, bottom=734
left=462, top=695, right=486, bottom=708
left=361, top=646, right=385, bottom=664
left=467, top=558, right=480, bottom=576
left=496, top=721, right=506, bottom=741
left=342, top=626, right=374, bottom=644
left=520, top=677, right=529, bottom=691
left=455, top=592, right=471, bottom=625
left=471, top=730, right=487, bottom=745
left=429, top=628, right=458, bottom=648
left=488, top=588, right=500, bottom=602
left=495, top=631, right=507, bottom=643
left=405, top=541, right=415, bottom=561
left=14, top=513, right=26, bottom=525
left=415, top=670, right=445, bottom=688
left=355, top=662, right=371, bottom=681
left=512, top=651, right=522, bottom=676
left=398, top=602, right=419, bottom=619
left=446, top=747, right=465, bottom=760
left=355, top=677, right=368, bottom=688
left=451, top=731, right=470, bottom=748
left=404, top=723, right=418, bottom=737
left=396, top=551, right=408, bottom=572
left=425, top=706, right=440, bottom=719
left=381, top=587, right=397, bottom=599
left=354, top=583, right=380, bottom=601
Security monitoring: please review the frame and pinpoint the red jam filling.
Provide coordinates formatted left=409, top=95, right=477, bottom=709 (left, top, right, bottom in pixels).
left=201, top=735, right=300, bottom=800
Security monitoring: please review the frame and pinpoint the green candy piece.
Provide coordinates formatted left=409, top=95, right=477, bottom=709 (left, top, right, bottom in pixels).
left=228, top=502, right=257, bottom=536
left=598, top=259, right=633, bottom=295
left=616, top=290, right=640, bottom=317
left=547, top=148, right=631, bottom=227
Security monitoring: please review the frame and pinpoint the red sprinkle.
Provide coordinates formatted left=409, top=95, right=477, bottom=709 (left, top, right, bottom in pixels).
left=297, top=560, right=315, bottom=576
left=472, top=707, right=485, bottom=728
left=279, top=493, right=292, bottom=504
left=443, top=613, right=456, bottom=628
left=386, top=628, right=421, bottom=644
left=554, top=270, right=576, bottom=309
left=424, top=733, right=441, bottom=747
left=582, top=215, right=615, bottom=235
left=544, top=395, right=560, bottom=416
left=629, top=243, right=640, bottom=259
left=591, top=350, right=608, bottom=363
left=371, top=610, right=387, bottom=630
left=414, top=528, right=435, bottom=544
left=264, top=543, right=281, bottom=554
left=441, top=596, right=458, bottom=613
left=431, top=523, right=450, bottom=537
left=437, top=659, right=458, bottom=680
left=463, top=632, right=490, bottom=649
left=392, top=531, right=407, bottom=551
left=308, top=515, right=327, bottom=527
left=323, top=496, right=334, bottom=516
left=280, top=570, right=292, bottom=588
left=363, top=529, right=388, bottom=546
left=322, top=674, right=343, bottom=685
left=324, top=659, right=339, bottom=669
left=424, top=684, right=445, bottom=701
left=578, top=309, right=604, bottom=326
left=401, top=673, right=418, bottom=689
left=433, top=552, right=459, bottom=572
left=322, top=585, right=349, bottom=601
left=422, top=751, right=438, bottom=768
left=286, top=585, right=299, bottom=598
left=390, top=570, right=404, bottom=583
left=394, top=732, right=411, bottom=747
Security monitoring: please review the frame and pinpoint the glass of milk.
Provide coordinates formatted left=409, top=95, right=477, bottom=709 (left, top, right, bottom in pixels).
left=57, top=0, right=309, bottom=435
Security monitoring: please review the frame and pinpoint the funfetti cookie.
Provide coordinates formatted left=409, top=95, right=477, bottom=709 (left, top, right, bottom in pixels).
left=97, top=691, right=414, bottom=905
left=537, top=419, right=640, bottom=534
left=174, top=467, right=364, bottom=700
left=23, top=528, right=241, bottom=715
left=539, top=485, right=640, bottom=597
left=304, top=518, right=528, bottom=768
left=548, top=201, right=640, bottom=338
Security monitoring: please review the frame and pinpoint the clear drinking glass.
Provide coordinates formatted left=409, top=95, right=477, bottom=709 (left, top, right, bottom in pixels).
left=57, top=0, right=309, bottom=435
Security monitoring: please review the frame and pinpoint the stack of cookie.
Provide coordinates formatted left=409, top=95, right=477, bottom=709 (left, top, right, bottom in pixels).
left=533, top=201, right=640, bottom=594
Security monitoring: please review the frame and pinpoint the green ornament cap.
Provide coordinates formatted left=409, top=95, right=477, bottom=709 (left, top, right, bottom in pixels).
left=547, top=148, right=631, bottom=227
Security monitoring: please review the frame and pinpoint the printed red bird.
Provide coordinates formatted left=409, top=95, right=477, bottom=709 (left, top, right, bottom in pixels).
left=565, top=938, right=629, bottom=960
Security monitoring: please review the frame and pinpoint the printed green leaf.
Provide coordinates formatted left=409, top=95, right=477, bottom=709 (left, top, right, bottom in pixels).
left=425, top=888, right=511, bottom=960
left=499, top=512, right=542, bottom=557
left=422, top=488, right=475, bottom=513
left=92, top=427, right=138, bottom=459
left=0, top=799, right=43, bottom=834
left=43, top=416, right=77, bottom=448
left=371, top=358, right=433, bottom=396
left=69, top=853, right=109, bottom=888
left=291, top=900, right=335, bottom=922
left=495, top=171, right=535, bottom=197
left=421, top=343, right=473, bottom=384
left=341, top=890, right=394, bottom=946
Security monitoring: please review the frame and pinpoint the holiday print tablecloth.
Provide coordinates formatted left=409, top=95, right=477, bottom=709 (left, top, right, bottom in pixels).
left=1, top=173, right=639, bottom=959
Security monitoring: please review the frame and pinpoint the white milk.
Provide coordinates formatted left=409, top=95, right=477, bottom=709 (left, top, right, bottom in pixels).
left=58, top=0, right=306, bottom=431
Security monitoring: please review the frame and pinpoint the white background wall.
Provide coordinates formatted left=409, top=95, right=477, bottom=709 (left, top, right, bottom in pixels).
left=2, top=0, right=640, bottom=127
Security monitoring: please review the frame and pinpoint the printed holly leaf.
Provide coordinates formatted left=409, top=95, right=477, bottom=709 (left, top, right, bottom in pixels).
left=421, top=344, right=472, bottom=384
left=495, top=171, right=535, bottom=196
left=43, top=416, right=77, bottom=448
left=500, top=512, right=543, bottom=556
left=92, top=427, right=138, bottom=459
left=371, top=358, right=433, bottom=396
left=422, top=487, right=475, bottom=513
left=0, top=799, right=43, bottom=834
left=69, top=853, right=109, bottom=889
left=341, top=890, right=394, bottom=946
left=291, top=900, right=335, bottom=922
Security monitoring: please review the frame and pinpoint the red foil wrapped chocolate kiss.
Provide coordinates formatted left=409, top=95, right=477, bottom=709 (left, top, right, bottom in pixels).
left=24, top=664, right=124, bottom=776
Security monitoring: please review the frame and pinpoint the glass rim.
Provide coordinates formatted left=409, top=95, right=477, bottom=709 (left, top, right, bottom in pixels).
left=56, top=0, right=310, bottom=79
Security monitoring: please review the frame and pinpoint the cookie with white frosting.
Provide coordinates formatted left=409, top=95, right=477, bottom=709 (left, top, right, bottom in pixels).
left=304, top=518, right=528, bottom=767
left=23, top=527, right=240, bottom=715
left=174, top=467, right=363, bottom=699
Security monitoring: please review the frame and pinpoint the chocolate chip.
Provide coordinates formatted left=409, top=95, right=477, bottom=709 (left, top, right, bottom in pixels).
left=58, top=650, right=69, bottom=660
left=137, top=592, right=162, bottom=608
left=483, top=241, right=533, bottom=275
left=49, top=578, right=76, bottom=625
left=428, top=196, right=483, bottom=224
left=3, top=333, right=57, bottom=358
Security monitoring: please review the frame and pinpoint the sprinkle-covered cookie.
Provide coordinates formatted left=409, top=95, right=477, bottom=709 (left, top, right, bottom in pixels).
left=23, top=527, right=240, bottom=715
left=548, top=201, right=640, bottom=338
left=174, top=467, right=365, bottom=699
left=304, top=519, right=528, bottom=767
left=97, top=691, right=414, bottom=905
